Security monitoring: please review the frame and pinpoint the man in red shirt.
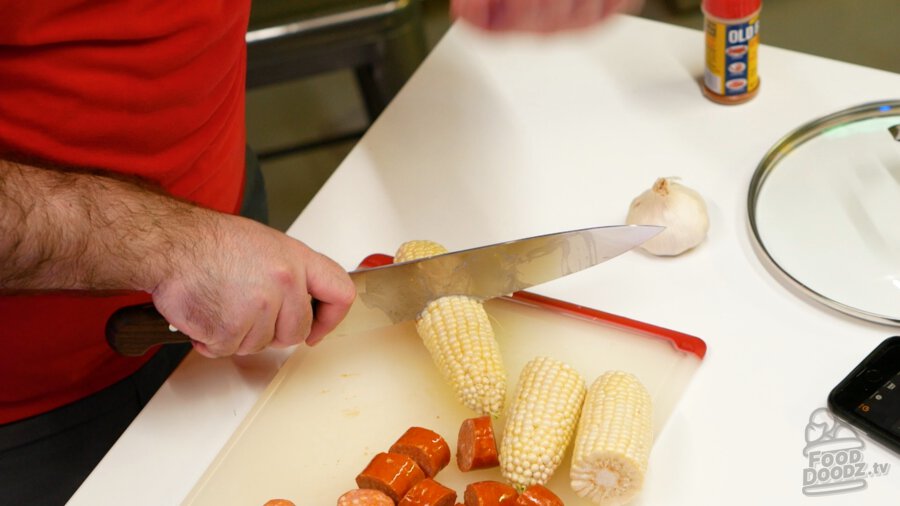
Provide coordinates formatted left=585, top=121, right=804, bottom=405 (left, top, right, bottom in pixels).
left=0, top=0, right=638, bottom=503
left=0, top=0, right=356, bottom=503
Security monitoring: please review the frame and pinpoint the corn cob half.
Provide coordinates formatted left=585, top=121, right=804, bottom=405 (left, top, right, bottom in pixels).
left=395, top=240, right=507, bottom=417
left=570, top=371, right=653, bottom=506
left=499, top=356, right=586, bottom=491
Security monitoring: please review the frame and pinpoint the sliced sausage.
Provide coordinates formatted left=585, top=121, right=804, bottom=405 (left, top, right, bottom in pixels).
left=389, top=426, right=452, bottom=477
left=456, top=416, right=500, bottom=472
left=337, top=488, right=394, bottom=506
left=356, top=452, right=426, bottom=503
left=514, top=484, right=564, bottom=505
left=398, top=478, right=458, bottom=506
left=463, top=481, right=518, bottom=506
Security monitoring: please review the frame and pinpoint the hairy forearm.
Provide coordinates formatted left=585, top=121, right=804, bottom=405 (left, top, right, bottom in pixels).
left=1, top=159, right=358, bottom=356
left=0, top=159, right=213, bottom=292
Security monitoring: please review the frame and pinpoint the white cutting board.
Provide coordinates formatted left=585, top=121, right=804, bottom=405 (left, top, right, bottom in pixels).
left=183, top=292, right=704, bottom=506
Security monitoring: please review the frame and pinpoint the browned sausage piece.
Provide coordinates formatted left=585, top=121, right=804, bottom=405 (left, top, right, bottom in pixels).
left=262, top=500, right=295, bottom=506
left=398, top=478, right=458, bottom=506
left=337, top=488, right=394, bottom=506
left=514, top=484, right=564, bottom=505
left=464, top=481, right=518, bottom=506
left=356, top=452, right=426, bottom=503
left=389, top=426, right=452, bottom=478
left=456, top=416, right=500, bottom=472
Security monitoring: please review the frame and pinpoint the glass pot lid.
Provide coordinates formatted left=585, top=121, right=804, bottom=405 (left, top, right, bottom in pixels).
left=748, top=101, right=900, bottom=326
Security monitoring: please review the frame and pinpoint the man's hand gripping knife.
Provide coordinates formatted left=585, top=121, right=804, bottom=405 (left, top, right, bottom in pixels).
left=0, top=160, right=356, bottom=357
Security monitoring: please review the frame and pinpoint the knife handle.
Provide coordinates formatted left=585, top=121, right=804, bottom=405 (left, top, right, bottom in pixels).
left=106, top=303, right=191, bottom=356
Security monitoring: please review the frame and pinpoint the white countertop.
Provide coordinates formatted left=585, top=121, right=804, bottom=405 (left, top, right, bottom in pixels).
left=71, top=16, right=900, bottom=506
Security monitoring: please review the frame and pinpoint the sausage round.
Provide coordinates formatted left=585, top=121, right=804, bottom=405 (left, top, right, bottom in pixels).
left=356, top=452, right=426, bottom=503
left=463, top=481, right=518, bottom=506
left=514, top=484, right=564, bottom=505
left=398, top=478, right=458, bottom=506
left=389, top=426, right=452, bottom=478
left=337, top=488, right=394, bottom=506
left=456, top=416, right=500, bottom=472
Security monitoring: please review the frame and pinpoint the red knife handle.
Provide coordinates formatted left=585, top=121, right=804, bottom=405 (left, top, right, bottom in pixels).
left=106, top=303, right=191, bottom=356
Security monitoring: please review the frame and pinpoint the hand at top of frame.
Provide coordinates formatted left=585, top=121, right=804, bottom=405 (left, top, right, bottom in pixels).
left=451, top=0, right=644, bottom=33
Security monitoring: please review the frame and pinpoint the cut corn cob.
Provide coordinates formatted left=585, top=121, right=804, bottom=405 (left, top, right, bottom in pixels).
left=394, top=240, right=448, bottom=263
left=570, top=371, right=653, bottom=506
left=499, top=356, right=586, bottom=491
left=395, top=240, right=507, bottom=416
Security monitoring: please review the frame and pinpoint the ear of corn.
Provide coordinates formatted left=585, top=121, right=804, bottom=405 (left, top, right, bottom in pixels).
left=499, top=356, right=586, bottom=491
left=394, top=240, right=448, bottom=263
left=570, top=371, right=653, bottom=506
left=395, top=240, right=508, bottom=417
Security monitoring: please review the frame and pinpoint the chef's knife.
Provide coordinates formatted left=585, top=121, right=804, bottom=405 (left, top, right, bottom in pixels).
left=106, top=224, right=661, bottom=356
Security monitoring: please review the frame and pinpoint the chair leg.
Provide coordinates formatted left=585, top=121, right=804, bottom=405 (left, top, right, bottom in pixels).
left=354, top=10, right=428, bottom=122
left=355, top=65, right=387, bottom=121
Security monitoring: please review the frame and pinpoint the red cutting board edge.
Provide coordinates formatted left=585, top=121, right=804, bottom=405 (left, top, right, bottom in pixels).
left=359, top=253, right=706, bottom=360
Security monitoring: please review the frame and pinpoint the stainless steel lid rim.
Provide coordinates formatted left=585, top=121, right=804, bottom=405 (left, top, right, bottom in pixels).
left=747, top=99, right=900, bottom=327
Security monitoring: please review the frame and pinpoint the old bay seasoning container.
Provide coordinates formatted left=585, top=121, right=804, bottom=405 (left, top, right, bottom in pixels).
left=702, top=0, right=761, bottom=104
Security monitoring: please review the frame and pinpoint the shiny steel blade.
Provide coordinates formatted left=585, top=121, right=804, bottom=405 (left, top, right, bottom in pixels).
left=329, top=225, right=662, bottom=337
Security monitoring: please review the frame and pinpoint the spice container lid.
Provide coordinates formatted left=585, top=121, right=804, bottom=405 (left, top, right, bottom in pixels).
left=748, top=100, right=900, bottom=327
left=702, top=0, right=761, bottom=19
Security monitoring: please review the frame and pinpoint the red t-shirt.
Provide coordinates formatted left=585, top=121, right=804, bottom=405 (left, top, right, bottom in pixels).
left=0, top=0, right=250, bottom=423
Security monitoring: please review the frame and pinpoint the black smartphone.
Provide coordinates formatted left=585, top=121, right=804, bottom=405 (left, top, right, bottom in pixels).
left=828, top=336, right=900, bottom=455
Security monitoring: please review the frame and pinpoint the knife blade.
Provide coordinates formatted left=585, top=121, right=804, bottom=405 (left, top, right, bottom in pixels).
left=106, top=225, right=661, bottom=356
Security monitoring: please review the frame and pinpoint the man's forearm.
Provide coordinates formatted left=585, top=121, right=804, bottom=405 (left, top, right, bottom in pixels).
left=0, top=159, right=208, bottom=292
left=1, top=159, right=357, bottom=356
